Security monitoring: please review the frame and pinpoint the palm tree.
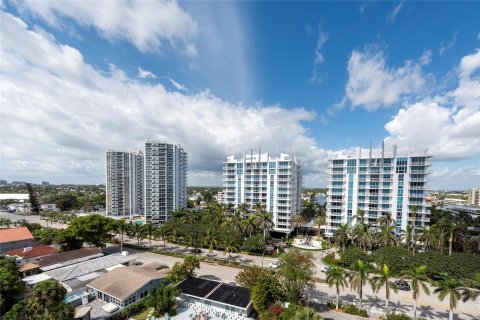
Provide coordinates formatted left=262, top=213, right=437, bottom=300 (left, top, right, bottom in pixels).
left=313, top=215, right=326, bottom=240
left=404, top=265, right=430, bottom=320
left=115, top=219, right=130, bottom=252
left=326, top=266, right=348, bottom=310
left=168, top=228, right=182, bottom=246
left=223, top=238, right=239, bottom=265
left=292, top=214, right=306, bottom=237
left=142, top=223, right=157, bottom=251
left=129, top=223, right=144, bottom=246
left=461, top=288, right=480, bottom=303
left=352, top=223, right=374, bottom=250
left=371, top=264, right=398, bottom=314
left=154, top=226, right=169, bottom=251
left=377, top=212, right=395, bottom=227
left=349, top=260, right=370, bottom=309
left=353, top=209, right=365, bottom=225
left=243, top=214, right=258, bottom=237
left=401, top=225, right=413, bottom=252
left=255, top=205, right=274, bottom=241
left=376, top=224, right=398, bottom=247
left=204, top=228, right=218, bottom=260
left=448, top=222, right=457, bottom=256
left=184, top=232, right=201, bottom=254
left=333, top=223, right=350, bottom=251
left=433, top=277, right=466, bottom=320
left=237, top=202, right=251, bottom=219
left=294, top=307, right=322, bottom=320
left=416, top=226, right=436, bottom=250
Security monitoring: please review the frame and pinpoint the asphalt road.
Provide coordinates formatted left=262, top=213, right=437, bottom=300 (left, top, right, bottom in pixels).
left=2, top=212, right=479, bottom=319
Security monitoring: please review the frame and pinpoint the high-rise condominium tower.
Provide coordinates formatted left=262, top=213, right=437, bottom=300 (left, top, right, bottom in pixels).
left=326, top=144, right=431, bottom=237
left=106, top=150, right=144, bottom=217
left=144, top=141, right=187, bottom=223
left=223, top=151, right=302, bottom=234
left=468, top=188, right=480, bottom=206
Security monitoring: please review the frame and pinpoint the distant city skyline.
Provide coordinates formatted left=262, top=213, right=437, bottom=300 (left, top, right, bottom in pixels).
left=0, top=1, right=479, bottom=189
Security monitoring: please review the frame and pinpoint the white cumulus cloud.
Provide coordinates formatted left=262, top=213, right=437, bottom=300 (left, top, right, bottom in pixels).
left=345, top=46, right=427, bottom=110
left=384, top=50, right=480, bottom=161
left=0, top=10, right=329, bottom=185
left=12, top=0, right=198, bottom=55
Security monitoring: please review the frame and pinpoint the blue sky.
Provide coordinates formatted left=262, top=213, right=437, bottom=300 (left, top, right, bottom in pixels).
left=0, top=1, right=479, bottom=189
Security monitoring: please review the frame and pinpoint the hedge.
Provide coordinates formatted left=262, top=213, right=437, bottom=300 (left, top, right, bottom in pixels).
left=339, top=247, right=374, bottom=267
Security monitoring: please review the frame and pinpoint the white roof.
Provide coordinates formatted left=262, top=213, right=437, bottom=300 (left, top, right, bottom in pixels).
left=45, top=253, right=137, bottom=282
left=23, top=273, right=52, bottom=285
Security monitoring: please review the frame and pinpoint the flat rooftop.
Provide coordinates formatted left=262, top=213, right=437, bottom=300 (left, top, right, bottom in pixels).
left=177, top=278, right=251, bottom=309
left=177, top=277, right=220, bottom=298
left=207, top=283, right=250, bottom=308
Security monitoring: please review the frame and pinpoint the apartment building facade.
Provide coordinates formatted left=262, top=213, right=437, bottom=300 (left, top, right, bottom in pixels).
left=106, top=150, right=144, bottom=217
left=467, top=188, right=480, bottom=206
left=326, top=145, right=431, bottom=237
left=144, top=141, right=187, bottom=223
left=223, top=151, right=302, bottom=233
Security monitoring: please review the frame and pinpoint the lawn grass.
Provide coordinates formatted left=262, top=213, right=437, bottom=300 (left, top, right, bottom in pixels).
left=133, top=307, right=153, bottom=320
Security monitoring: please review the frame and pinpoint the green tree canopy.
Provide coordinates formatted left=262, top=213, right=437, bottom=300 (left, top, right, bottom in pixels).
left=0, top=257, right=26, bottom=315
left=167, top=255, right=200, bottom=284
left=235, top=266, right=272, bottom=291
left=67, top=214, right=114, bottom=247
left=147, top=281, right=181, bottom=316
left=279, top=249, right=315, bottom=304
left=251, top=273, right=284, bottom=313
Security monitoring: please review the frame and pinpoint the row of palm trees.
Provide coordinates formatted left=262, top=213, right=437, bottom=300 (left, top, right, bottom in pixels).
left=331, top=208, right=465, bottom=255
left=172, top=203, right=275, bottom=240
left=326, top=260, right=479, bottom=320
left=112, top=218, right=245, bottom=265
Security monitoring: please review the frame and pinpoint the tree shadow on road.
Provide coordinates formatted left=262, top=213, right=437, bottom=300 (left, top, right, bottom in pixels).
left=364, top=294, right=383, bottom=309
left=239, top=258, right=254, bottom=265
left=389, top=300, right=410, bottom=314
left=418, top=305, right=436, bottom=319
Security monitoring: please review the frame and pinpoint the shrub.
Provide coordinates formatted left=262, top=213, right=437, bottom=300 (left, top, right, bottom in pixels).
left=385, top=314, right=413, bottom=320
left=372, top=247, right=480, bottom=282
left=373, top=246, right=412, bottom=275
left=278, top=304, right=300, bottom=320
left=342, top=304, right=368, bottom=317
left=323, top=252, right=339, bottom=265
left=339, top=247, right=374, bottom=268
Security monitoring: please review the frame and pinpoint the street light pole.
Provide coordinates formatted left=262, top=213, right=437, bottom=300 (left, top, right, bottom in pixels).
left=261, top=246, right=268, bottom=268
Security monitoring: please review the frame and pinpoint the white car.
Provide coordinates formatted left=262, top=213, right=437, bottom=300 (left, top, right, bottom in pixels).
left=268, top=261, right=281, bottom=269
left=320, top=266, right=332, bottom=273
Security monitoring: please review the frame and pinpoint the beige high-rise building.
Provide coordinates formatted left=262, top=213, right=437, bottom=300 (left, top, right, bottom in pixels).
left=468, top=188, right=480, bottom=206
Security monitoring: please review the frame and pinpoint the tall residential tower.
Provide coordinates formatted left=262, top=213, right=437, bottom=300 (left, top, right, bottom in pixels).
left=106, top=150, right=144, bottom=217
left=144, top=141, right=187, bottom=223
left=326, top=145, right=431, bottom=237
left=223, top=151, right=302, bottom=234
